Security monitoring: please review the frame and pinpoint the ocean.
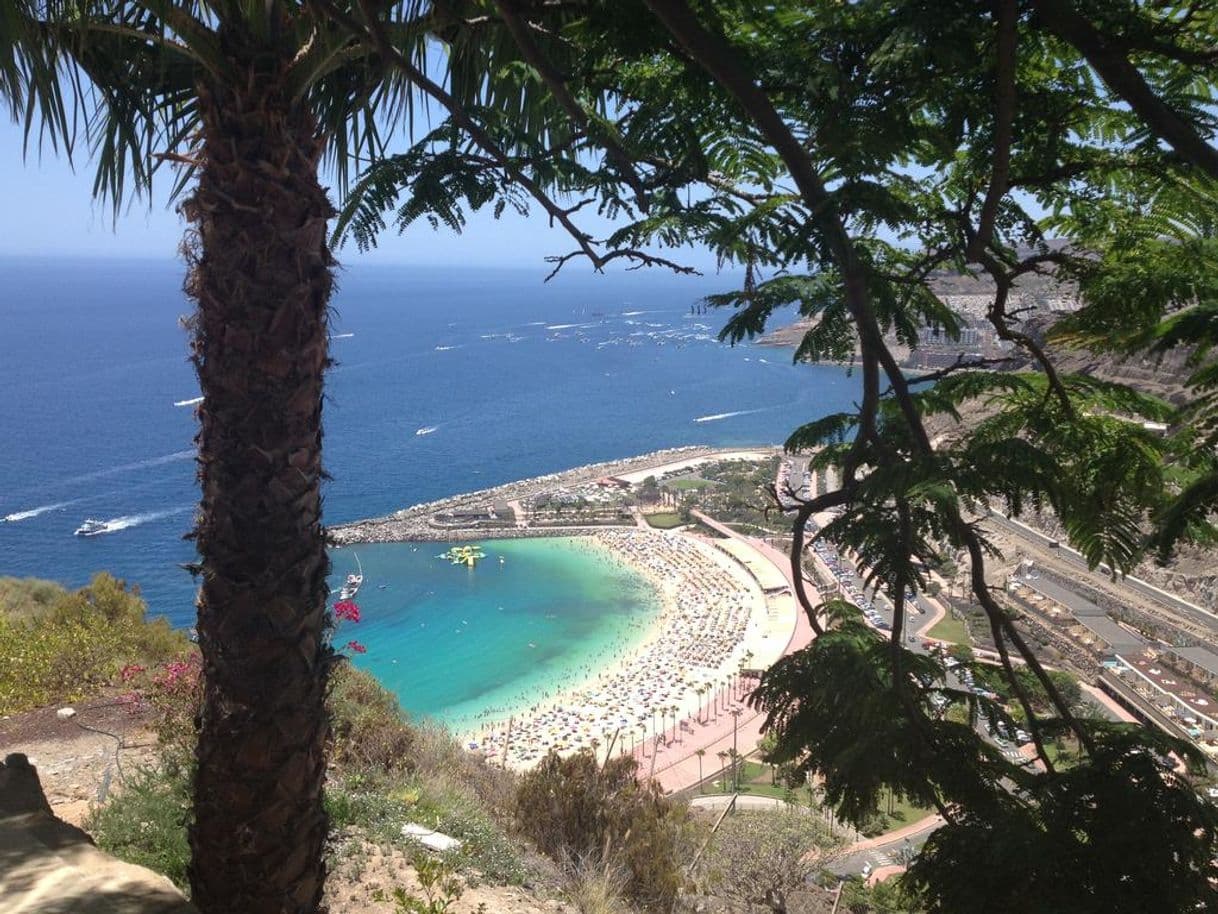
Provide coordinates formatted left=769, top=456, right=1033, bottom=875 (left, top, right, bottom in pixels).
left=0, top=255, right=860, bottom=723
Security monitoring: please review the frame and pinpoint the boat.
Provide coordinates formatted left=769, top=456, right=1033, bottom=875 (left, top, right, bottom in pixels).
left=415, top=426, right=438, bottom=436
left=74, top=519, right=109, bottom=537
left=338, top=554, right=364, bottom=600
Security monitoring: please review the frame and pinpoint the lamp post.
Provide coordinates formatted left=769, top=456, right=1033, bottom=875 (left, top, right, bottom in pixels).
left=730, top=708, right=742, bottom=790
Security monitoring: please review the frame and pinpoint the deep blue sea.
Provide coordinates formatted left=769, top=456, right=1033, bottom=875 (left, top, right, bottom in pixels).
left=0, top=256, right=860, bottom=721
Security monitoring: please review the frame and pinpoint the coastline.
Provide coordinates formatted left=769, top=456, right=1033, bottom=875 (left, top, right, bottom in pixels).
left=448, top=533, right=673, bottom=747
left=328, top=445, right=794, bottom=771
left=465, top=527, right=781, bottom=769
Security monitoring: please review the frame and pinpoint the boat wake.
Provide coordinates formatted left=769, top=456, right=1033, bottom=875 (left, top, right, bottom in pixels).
left=415, top=426, right=438, bottom=436
left=41, top=450, right=194, bottom=492
left=331, top=332, right=355, bottom=340
left=86, top=507, right=192, bottom=536
left=693, top=407, right=774, bottom=423
left=173, top=396, right=204, bottom=407
left=434, top=345, right=461, bottom=352
left=2, top=500, right=78, bottom=523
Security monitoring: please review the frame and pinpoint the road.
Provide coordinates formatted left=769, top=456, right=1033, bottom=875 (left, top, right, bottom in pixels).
left=985, top=511, right=1218, bottom=632
left=827, top=814, right=944, bottom=880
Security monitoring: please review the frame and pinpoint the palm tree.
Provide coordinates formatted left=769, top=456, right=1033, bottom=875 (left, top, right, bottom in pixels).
left=695, top=747, right=706, bottom=792
left=1, top=5, right=437, bottom=911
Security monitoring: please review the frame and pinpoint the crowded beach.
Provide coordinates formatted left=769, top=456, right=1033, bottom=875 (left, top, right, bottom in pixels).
left=468, top=527, right=785, bottom=769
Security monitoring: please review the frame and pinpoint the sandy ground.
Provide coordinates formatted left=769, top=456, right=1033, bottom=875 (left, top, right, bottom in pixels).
left=326, top=840, right=571, bottom=914
left=0, top=697, right=157, bottom=828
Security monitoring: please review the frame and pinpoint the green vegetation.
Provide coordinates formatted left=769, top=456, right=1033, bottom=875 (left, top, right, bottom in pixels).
left=860, top=789, right=937, bottom=838
left=323, top=666, right=527, bottom=885
left=371, top=856, right=468, bottom=914
left=735, top=759, right=803, bottom=802
left=91, top=664, right=528, bottom=894
left=972, top=666, right=1084, bottom=718
left=692, top=458, right=788, bottom=533
left=840, top=878, right=925, bottom=914
left=515, top=751, right=691, bottom=912
left=663, top=477, right=715, bottom=491
left=87, top=764, right=193, bottom=890
left=925, top=612, right=971, bottom=647
left=0, top=574, right=188, bottom=715
left=12, top=0, right=1218, bottom=908
left=643, top=512, right=684, bottom=529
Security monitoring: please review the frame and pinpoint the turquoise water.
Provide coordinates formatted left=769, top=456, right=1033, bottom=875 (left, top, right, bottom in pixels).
left=330, top=538, right=660, bottom=731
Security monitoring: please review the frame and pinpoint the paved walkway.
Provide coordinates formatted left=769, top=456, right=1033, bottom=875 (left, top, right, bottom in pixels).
left=640, top=513, right=817, bottom=794
left=689, top=794, right=801, bottom=812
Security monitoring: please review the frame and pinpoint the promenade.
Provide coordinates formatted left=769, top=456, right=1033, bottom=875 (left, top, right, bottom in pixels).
left=642, top=511, right=817, bottom=793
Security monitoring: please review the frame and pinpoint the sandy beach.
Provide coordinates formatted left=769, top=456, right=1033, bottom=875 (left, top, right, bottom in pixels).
left=328, top=445, right=797, bottom=776
left=466, top=527, right=791, bottom=769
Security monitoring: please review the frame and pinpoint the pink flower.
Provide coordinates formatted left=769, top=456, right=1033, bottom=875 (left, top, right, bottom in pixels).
left=345, top=640, right=367, bottom=654
left=120, top=663, right=145, bottom=682
left=117, top=690, right=146, bottom=713
left=333, top=600, right=361, bottom=623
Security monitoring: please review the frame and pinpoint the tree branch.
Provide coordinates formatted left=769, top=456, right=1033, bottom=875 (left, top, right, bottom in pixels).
left=969, top=0, right=1018, bottom=262
left=1033, top=0, right=1218, bottom=181
left=492, top=0, right=650, bottom=209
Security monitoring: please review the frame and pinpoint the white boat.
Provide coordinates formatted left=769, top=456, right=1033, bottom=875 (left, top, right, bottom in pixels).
left=415, top=426, right=438, bottom=436
left=74, top=519, right=109, bottom=537
left=338, top=554, right=363, bottom=600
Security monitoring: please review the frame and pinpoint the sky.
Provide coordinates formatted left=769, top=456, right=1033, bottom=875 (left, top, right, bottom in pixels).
left=0, top=117, right=722, bottom=274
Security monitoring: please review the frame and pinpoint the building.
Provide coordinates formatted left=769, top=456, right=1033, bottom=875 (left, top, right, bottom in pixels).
left=1163, top=645, right=1218, bottom=693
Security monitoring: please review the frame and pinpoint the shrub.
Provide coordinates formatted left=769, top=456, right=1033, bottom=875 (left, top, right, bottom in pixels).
left=515, top=751, right=688, bottom=911
left=85, top=764, right=193, bottom=891
left=328, top=664, right=415, bottom=774
left=0, top=573, right=189, bottom=715
left=325, top=767, right=527, bottom=886
left=563, top=855, right=633, bottom=914
left=697, top=810, right=841, bottom=912
left=325, top=670, right=526, bottom=884
left=124, top=653, right=203, bottom=769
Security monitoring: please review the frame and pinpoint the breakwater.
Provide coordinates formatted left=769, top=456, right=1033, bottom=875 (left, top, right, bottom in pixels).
left=330, top=445, right=777, bottom=545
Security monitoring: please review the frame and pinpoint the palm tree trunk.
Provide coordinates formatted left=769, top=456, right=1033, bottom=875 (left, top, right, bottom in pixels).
left=183, top=41, right=335, bottom=914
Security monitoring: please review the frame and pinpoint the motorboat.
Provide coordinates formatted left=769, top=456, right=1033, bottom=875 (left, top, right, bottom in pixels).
left=74, top=519, right=108, bottom=537
left=338, top=554, right=364, bottom=599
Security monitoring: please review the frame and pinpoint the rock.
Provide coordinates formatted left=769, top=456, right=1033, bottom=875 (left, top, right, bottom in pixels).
left=0, top=753, right=197, bottom=912
left=401, top=822, right=463, bottom=852
left=56, top=707, right=77, bottom=720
